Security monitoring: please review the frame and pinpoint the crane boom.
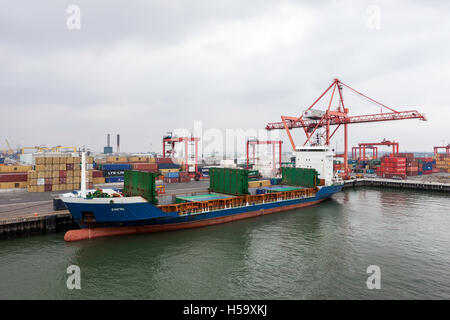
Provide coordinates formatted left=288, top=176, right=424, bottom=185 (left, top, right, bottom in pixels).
left=266, top=110, right=426, bottom=130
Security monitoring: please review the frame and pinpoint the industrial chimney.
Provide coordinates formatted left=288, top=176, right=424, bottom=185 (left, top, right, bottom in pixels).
left=117, top=134, right=120, bottom=153
left=107, top=134, right=110, bottom=147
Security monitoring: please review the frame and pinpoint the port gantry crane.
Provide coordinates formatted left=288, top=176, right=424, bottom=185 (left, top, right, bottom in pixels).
left=162, top=134, right=200, bottom=175
left=265, top=78, right=427, bottom=173
left=352, top=139, right=400, bottom=160
left=246, top=139, right=283, bottom=175
left=433, top=144, right=450, bottom=156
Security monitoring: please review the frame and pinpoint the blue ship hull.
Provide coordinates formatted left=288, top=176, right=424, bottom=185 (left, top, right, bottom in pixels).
left=63, top=185, right=343, bottom=236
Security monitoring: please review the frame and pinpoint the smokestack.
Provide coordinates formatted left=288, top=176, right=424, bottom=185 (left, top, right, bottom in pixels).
left=107, top=134, right=110, bottom=147
left=117, top=134, right=120, bottom=153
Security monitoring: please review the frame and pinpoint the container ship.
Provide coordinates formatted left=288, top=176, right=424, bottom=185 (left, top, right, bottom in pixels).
left=61, top=147, right=343, bottom=241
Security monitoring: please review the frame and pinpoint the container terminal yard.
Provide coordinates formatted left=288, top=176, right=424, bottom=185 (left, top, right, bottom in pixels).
left=1, top=138, right=449, bottom=237
left=1, top=79, right=449, bottom=238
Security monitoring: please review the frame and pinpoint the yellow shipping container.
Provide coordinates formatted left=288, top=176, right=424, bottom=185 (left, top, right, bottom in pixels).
left=0, top=165, right=33, bottom=173
left=0, top=181, right=27, bottom=189
left=106, top=156, right=128, bottom=163
left=248, top=180, right=271, bottom=188
left=148, top=158, right=156, bottom=163
left=160, top=168, right=180, bottom=174
left=35, top=157, right=45, bottom=165
left=128, top=156, right=149, bottom=162
left=93, top=177, right=106, bottom=184
left=28, top=170, right=38, bottom=179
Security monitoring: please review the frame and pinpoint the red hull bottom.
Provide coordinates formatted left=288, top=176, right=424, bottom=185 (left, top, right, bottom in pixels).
left=64, top=199, right=325, bottom=242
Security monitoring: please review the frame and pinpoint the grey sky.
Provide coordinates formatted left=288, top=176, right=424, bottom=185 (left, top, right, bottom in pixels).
left=1, top=0, right=449, bottom=154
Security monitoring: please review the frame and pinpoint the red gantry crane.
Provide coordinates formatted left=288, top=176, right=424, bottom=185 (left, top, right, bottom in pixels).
left=163, top=134, right=200, bottom=175
left=246, top=139, right=283, bottom=175
left=434, top=145, right=450, bottom=156
left=352, top=139, right=399, bottom=160
left=265, top=78, right=427, bottom=172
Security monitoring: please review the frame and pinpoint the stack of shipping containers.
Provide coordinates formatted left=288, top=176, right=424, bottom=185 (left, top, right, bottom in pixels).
left=93, top=156, right=188, bottom=184
left=435, top=153, right=450, bottom=173
left=27, top=155, right=93, bottom=192
left=0, top=165, right=32, bottom=189
left=416, top=157, right=436, bottom=175
left=377, top=156, right=406, bottom=179
left=397, top=153, right=419, bottom=177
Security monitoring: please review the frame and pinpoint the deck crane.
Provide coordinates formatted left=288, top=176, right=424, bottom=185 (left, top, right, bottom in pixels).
left=265, top=78, right=427, bottom=173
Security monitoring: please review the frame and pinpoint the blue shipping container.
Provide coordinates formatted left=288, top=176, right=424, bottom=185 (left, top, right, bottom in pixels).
left=165, top=172, right=179, bottom=178
left=102, top=164, right=132, bottom=171
left=103, top=170, right=125, bottom=177
left=105, top=176, right=124, bottom=183
left=0, top=158, right=4, bottom=164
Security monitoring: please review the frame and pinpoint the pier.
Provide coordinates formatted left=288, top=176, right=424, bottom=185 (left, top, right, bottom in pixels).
left=344, top=178, right=450, bottom=192
left=0, top=211, right=76, bottom=238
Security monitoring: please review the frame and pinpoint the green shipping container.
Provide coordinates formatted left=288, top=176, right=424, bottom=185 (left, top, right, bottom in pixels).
left=281, top=167, right=319, bottom=188
left=123, top=170, right=158, bottom=205
left=209, top=168, right=250, bottom=195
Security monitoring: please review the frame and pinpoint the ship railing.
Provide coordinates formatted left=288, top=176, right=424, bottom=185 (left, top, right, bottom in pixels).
left=158, top=187, right=317, bottom=215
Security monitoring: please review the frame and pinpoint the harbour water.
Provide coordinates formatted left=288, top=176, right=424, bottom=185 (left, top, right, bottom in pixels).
left=1, top=188, right=450, bottom=299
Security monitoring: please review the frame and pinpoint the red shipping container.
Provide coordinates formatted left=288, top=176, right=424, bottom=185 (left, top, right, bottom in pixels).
left=66, top=164, right=74, bottom=170
left=93, top=170, right=104, bottom=177
left=131, top=163, right=158, bottom=171
left=45, top=184, right=52, bottom=192
left=45, top=178, right=53, bottom=185
left=163, top=177, right=179, bottom=183
left=59, top=170, right=67, bottom=178
left=0, top=173, right=28, bottom=182
left=157, top=158, right=175, bottom=164
left=59, top=177, right=66, bottom=184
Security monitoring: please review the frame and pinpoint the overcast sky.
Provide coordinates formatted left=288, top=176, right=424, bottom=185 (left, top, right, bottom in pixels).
left=1, top=0, right=449, bottom=155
